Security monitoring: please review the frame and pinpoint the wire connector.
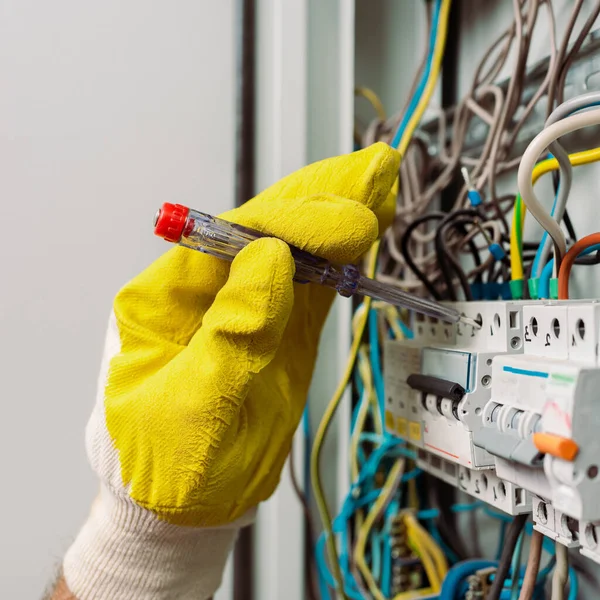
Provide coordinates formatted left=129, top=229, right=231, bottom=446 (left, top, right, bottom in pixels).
left=461, top=167, right=482, bottom=206
left=528, top=277, right=540, bottom=300
left=489, top=243, right=506, bottom=261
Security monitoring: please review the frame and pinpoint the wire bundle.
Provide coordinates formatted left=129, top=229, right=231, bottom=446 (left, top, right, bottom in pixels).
left=361, top=0, right=600, bottom=304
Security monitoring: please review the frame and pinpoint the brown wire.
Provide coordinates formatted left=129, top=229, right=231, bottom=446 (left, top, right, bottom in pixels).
left=518, top=529, right=544, bottom=600
left=546, top=0, right=585, bottom=114
left=556, top=0, right=600, bottom=106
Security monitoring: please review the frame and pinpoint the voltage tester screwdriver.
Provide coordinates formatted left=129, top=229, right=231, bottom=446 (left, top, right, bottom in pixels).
left=154, top=203, right=480, bottom=329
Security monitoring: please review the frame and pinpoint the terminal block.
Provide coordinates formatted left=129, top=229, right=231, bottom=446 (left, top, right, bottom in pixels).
left=415, top=448, right=531, bottom=515
left=476, top=302, right=600, bottom=524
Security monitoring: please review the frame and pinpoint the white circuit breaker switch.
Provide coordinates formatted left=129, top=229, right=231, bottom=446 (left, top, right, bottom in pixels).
left=481, top=354, right=600, bottom=522
left=385, top=302, right=534, bottom=469
left=542, top=367, right=600, bottom=522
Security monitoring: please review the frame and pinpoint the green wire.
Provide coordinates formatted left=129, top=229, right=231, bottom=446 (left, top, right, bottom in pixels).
left=515, top=195, right=523, bottom=264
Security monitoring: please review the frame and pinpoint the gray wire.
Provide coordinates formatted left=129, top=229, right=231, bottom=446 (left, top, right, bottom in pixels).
left=518, top=109, right=600, bottom=267
left=535, top=92, right=600, bottom=276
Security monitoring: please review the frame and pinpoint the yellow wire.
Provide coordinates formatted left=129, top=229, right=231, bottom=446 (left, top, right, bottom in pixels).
left=354, top=458, right=406, bottom=600
left=310, top=243, right=379, bottom=598
left=404, top=513, right=448, bottom=582
left=397, top=0, right=452, bottom=157
left=510, top=147, right=600, bottom=280
left=382, top=304, right=407, bottom=340
left=405, top=523, right=441, bottom=591
left=309, top=2, right=452, bottom=596
left=355, top=86, right=387, bottom=121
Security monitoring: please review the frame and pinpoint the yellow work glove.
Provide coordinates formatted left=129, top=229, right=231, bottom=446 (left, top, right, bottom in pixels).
left=64, top=143, right=399, bottom=600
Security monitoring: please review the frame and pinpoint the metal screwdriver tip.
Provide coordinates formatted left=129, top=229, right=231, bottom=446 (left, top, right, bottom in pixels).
left=154, top=209, right=161, bottom=227
left=461, top=316, right=482, bottom=329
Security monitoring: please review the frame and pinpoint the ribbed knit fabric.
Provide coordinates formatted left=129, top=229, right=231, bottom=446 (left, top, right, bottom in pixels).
left=64, top=485, right=254, bottom=599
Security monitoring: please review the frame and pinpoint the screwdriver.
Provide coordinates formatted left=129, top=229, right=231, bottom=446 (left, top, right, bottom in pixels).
left=153, top=203, right=481, bottom=329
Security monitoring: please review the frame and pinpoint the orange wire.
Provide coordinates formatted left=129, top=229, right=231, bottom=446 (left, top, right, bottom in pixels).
left=558, top=233, right=600, bottom=299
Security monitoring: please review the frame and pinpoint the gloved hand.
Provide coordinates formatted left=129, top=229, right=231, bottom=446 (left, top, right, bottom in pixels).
left=63, top=142, right=399, bottom=600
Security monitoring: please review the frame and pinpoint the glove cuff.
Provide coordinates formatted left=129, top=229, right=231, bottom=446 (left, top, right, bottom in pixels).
left=64, top=485, right=254, bottom=600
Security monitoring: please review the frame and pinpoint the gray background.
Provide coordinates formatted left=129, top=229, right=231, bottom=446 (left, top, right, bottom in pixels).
left=0, top=1, right=235, bottom=596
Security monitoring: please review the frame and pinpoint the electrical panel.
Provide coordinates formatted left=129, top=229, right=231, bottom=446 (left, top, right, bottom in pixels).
left=384, top=299, right=600, bottom=565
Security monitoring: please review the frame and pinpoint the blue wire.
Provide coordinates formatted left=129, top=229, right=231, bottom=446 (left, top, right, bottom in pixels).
left=397, top=319, right=414, bottom=339
left=315, top=533, right=336, bottom=593
left=368, top=308, right=385, bottom=420
left=302, top=405, right=312, bottom=502
left=390, top=0, right=442, bottom=148
left=538, top=243, right=600, bottom=298
left=495, top=520, right=507, bottom=560
left=416, top=502, right=483, bottom=520
left=509, top=532, right=525, bottom=600
left=339, top=526, right=364, bottom=600
left=371, top=529, right=382, bottom=584
left=568, top=566, right=579, bottom=600
left=532, top=185, right=559, bottom=278
left=439, top=559, right=498, bottom=599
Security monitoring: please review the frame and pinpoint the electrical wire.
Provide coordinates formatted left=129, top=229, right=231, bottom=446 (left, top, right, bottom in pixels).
left=533, top=94, right=600, bottom=277
left=486, top=514, right=528, bottom=600
left=400, top=213, right=445, bottom=300
left=555, top=1, right=600, bottom=107
left=312, top=0, right=453, bottom=583
left=509, top=532, right=525, bottom=600
left=397, top=0, right=451, bottom=158
left=517, top=108, right=600, bottom=271
left=538, top=243, right=600, bottom=299
left=404, top=512, right=449, bottom=586
left=558, top=233, right=600, bottom=299
left=310, top=245, right=378, bottom=599
left=519, top=529, right=543, bottom=600
left=355, top=87, right=387, bottom=121
left=353, top=458, right=405, bottom=600
left=318, top=4, right=600, bottom=597
left=546, top=0, right=585, bottom=113
left=511, top=146, right=600, bottom=285
left=551, top=543, right=569, bottom=600
left=390, top=0, right=444, bottom=149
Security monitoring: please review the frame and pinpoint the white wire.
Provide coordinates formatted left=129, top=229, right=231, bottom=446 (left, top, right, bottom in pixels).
left=517, top=107, right=600, bottom=265
left=551, top=542, right=569, bottom=600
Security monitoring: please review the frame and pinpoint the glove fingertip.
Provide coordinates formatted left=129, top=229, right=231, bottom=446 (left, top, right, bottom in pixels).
left=358, top=142, right=401, bottom=211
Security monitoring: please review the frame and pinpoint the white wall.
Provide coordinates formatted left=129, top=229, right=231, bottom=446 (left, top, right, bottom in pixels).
left=0, top=1, right=235, bottom=596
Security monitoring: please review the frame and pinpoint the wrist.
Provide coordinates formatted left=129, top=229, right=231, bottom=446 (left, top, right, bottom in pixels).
left=64, top=485, right=253, bottom=600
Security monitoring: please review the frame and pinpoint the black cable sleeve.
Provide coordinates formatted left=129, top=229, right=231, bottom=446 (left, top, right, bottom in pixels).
left=400, top=213, right=445, bottom=300
left=486, top=513, right=529, bottom=600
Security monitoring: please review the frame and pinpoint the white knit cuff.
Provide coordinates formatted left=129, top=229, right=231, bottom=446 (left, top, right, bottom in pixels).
left=64, top=486, right=254, bottom=600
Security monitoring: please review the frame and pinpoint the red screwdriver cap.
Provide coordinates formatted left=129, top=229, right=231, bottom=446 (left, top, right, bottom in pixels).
left=154, top=203, right=190, bottom=242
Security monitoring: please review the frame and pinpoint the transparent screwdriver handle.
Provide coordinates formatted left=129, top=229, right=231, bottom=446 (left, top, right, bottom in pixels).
left=153, top=204, right=468, bottom=326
